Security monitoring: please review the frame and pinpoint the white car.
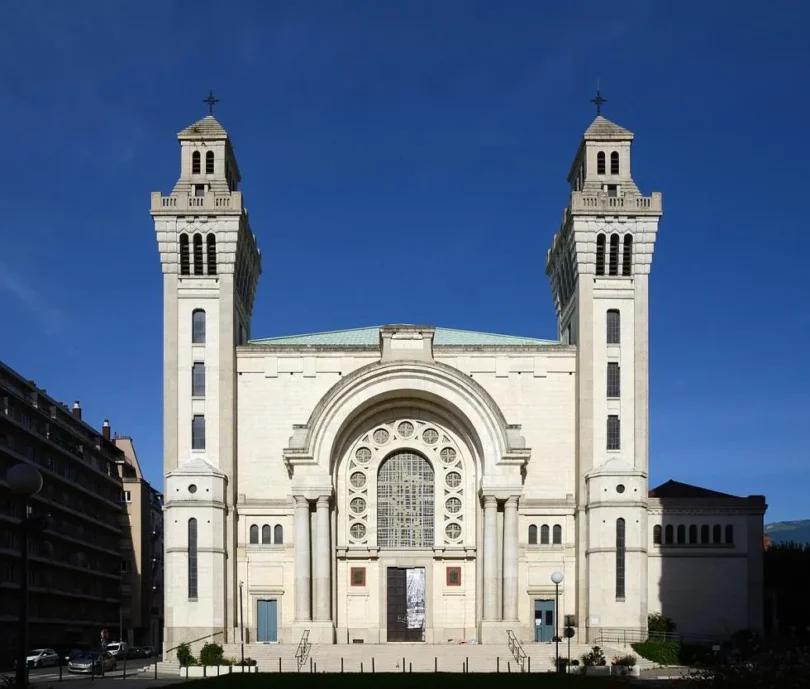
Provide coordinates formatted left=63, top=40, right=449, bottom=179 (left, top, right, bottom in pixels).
left=104, top=642, right=129, bottom=658
left=25, top=649, right=60, bottom=668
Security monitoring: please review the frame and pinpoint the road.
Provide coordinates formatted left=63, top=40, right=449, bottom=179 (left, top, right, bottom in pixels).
left=6, top=658, right=163, bottom=685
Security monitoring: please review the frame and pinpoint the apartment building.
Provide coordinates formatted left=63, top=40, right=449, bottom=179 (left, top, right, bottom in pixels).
left=114, top=436, right=164, bottom=648
left=0, top=361, right=125, bottom=666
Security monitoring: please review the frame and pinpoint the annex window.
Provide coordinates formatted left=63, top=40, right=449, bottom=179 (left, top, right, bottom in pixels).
left=192, top=151, right=201, bottom=175
left=274, top=525, right=283, bottom=544
left=192, top=309, right=206, bottom=344
left=607, top=362, right=620, bottom=398
left=607, top=415, right=620, bottom=450
left=725, top=525, right=734, bottom=545
left=249, top=525, right=258, bottom=544
left=261, top=525, right=271, bottom=545
left=607, top=184, right=618, bottom=198
left=677, top=525, right=686, bottom=545
left=192, top=363, right=205, bottom=397
left=191, top=415, right=206, bottom=451
left=179, top=234, right=190, bottom=275
left=665, top=525, right=674, bottom=544
left=540, top=524, right=550, bottom=545
left=206, top=235, right=217, bottom=275
left=653, top=525, right=662, bottom=545
left=552, top=524, right=562, bottom=545
left=193, top=234, right=204, bottom=275
left=596, top=234, right=606, bottom=276
left=205, top=150, right=214, bottom=175
left=609, top=234, right=620, bottom=275
left=377, top=451, right=434, bottom=548
left=610, top=151, right=620, bottom=175
left=188, top=518, right=198, bottom=599
left=616, top=518, right=626, bottom=599
left=528, top=525, right=537, bottom=545
left=606, top=309, right=620, bottom=344
left=597, top=151, right=606, bottom=174
left=622, top=235, right=633, bottom=276
left=701, top=525, right=710, bottom=544
left=689, top=525, right=698, bottom=544
left=712, top=525, right=722, bottom=544
left=193, top=184, right=206, bottom=197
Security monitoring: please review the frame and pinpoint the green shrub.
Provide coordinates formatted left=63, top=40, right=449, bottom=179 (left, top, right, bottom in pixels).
left=199, top=642, right=225, bottom=666
left=176, top=643, right=195, bottom=667
left=581, top=646, right=607, bottom=667
left=648, top=612, right=676, bottom=634
left=632, top=640, right=681, bottom=666
left=612, top=654, right=637, bottom=667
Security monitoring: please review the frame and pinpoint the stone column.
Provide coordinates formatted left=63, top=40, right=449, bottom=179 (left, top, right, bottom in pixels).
left=313, top=496, right=331, bottom=621
left=483, top=495, right=499, bottom=620
left=503, top=496, right=519, bottom=621
left=294, top=496, right=311, bottom=621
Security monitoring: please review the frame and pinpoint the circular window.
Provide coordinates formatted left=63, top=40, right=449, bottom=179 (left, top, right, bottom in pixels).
left=440, top=447, right=457, bottom=464
left=445, top=523, right=462, bottom=540
left=397, top=421, right=414, bottom=438
left=350, top=523, right=366, bottom=540
left=355, top=447, right=372, bottom=464
left=423, top=428, right=439, bottom=445
left=446, top=471, right=462, bottom=488
left=373, top=428, right=390, bottom=444
left=350, top=497, right=366, bottom=514
left=350, top=472, right=366, bottom=488
left=446, top=497, right=462, bottom=514
left=188, top=484, right=198, bottom=494
left=616, top=484, right=626, bottom=494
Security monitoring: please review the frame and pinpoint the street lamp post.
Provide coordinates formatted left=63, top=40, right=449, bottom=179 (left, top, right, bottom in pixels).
left=551, top=571, right=564, bottom=674
left=9, top=463, right=44, bottom=689
left=238, top=581, right=245, bottom=666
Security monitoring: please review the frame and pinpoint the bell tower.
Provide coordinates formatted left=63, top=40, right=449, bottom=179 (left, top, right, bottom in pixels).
left=152, top=96, right=261, bottom=650
left=546, top=94, right=663, bottom=639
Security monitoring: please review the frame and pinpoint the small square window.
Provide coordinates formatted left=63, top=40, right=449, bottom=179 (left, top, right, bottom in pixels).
left=350, top=567, right=365, bottom=587
left=446, top=566, right=461, bottom=586
left=607, top=184, right=618, bottom=198
left=194, top=185, right=206, bottom=197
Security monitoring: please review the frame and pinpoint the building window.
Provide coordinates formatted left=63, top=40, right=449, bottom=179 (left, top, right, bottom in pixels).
left=351, top=567, right=366, bottom=587
left=192, top=151, right=201, bottom=175
left=607, top=362, right=620, bottom=398
left=597, top=151, right=606, bottom=174
left=552, top=524, right=562, bottom=545
left=665, top=525, right=674, bottom=544
left=188, top=518, right=198, bottom=599
left=274, top=525, right=283, bottom=544
left=446, top=567, right=461, bottom=586
left=192, top=363, right=205, bottom=397
left=261, top=525, right=271, bottom=545
left=206, top=235, right=217, bottom=275
left=191, top=415, right=206, bottom=450
left=607, top=184, right=618, bottom=198
left=528, top=525, right=537, bottom=545
left=677, top=525, right=686, bottom=545
left=609, top=234, right=620, bottom=275
left=192, top=309, right=206, bottom=344
left=610, top=151, right=620, bottom=175
left=607, top=415, right=620, bottom=450
left=616, top=518, right=626, bottom=599
left=712, top=525, right=722, bottom=544
left=653, top=525, right=662, bottom=545
left=700, top=525, right=710, bottom=544
left=540, top=524, right=550, bottom=545
left=725, top=525, right=734, bottom=545
left=689, top=525, right=698, bottom=544
left=606, top=309, right=620, bottom=344
left=377, top=451, right=434, bottom=549
left=205, top=151, right=214, bottom=175
left=179, top=234, right=190, bottom=275
left=119, top=491, right=131, bottom=503
left=596, top=234, right=606, bottom=276
left=193, top=234, right=203, bottom=275
left=194, top=184, right=206, bottom=197
left=249, top=525, right=258, bottom=544
left=622, top=235, right=633, bottom=276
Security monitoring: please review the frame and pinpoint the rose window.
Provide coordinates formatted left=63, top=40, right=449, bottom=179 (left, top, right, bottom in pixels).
left=355, top=447, right=372, bottom=463
left=350, top=497, right=366, bottom=514
left=373, top=428, right=390, bottom=444
left=446, top=497, right=461, bottom=514
left=350, top=523, right=366, bottom=540
left=446, top=471, right=461, bottom=488
left=350, top=472, right=366, bottom=488
left=422, top=428, right=439, bottom=445
left=445, top=523, right=462, bottom=540
left=397, top=421, right=414, bottom=438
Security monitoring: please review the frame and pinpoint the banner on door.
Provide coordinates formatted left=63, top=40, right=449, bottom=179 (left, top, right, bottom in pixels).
left=406, top=568, right=426, bottom=630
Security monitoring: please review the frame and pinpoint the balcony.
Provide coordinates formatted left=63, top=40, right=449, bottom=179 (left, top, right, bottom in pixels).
left=151, top=192, right=242, bottom=214
left=570, top=191, right=662, bottom=215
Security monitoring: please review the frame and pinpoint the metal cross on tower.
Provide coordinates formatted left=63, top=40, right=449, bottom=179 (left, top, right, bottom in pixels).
left=590, top=89, right=607, bottom=116
left=203, top=90, right=220, bottom=115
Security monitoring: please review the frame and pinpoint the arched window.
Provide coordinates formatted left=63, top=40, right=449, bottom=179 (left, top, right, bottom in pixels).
left=377, top=451, right=434, bottom=548
left=664, top=525, right=674, bottom=544
left=689, top=525, right=698, bottom=544
left=540, top=524, right=550, bottom=545
left=179, top=234, right=190, bottom=275
left=188, top=518, right=198, bottom=599
left=616, top=518, right=626, bottom=598
left=274, top=525, right=284, bottom=545
left=713, top=525, right=722, bottom=544
left=596, top=234, right=606, bottom=276
left=700, top=525, right=710, bottom=544
left=725, top=525, right=734, bottom=545
left=609, top=234, right=620, bottom=275
left=552, top=524, right=562, bottom=545
left=622, top=235, right=633, bottom=276
left=597, top=151, right=606, bottom=174
left=192, top=151, right=201, bottom=175
left=249, top=525, right=258, bottom=544
left=653, top=525, right=662, bottom=545
left=192, top=309, right=206, bottom=344
left=677, top=525, right=686, bottom=544
left=206, top=235, right=217, bottom=275
left=261, top=525, right=271, bottom=545
left=607, top=309, right=620, bottom=344
left=610, top=151, right=619, bottom=175
left=193, top=234, right=203, bottom=275
left=205, top=150, right=214, bottom=175
left=528, top=525, right=537, bottom=545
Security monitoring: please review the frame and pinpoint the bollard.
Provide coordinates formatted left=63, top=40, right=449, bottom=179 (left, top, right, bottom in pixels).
left=123, top=656, right=127, bottom=680
left=497, top=657, right=500, bottom=673
left=409, top=663, right=412, bottom=673
left=203, top=665, right=207, bottom=678
left=341, top=658, right=344, bottom=673
left=361, top=662, right=363, bottom=674
left=59, top=663, right=63, bottom=681
left=154, top=661, right=158, bottom=680
left=435, top=657, right=437, bottom=673
left=91, top=663, right=95, bottom=681
left=402, top=657, right=405, bottom=673
left=279, top=658, right=282, bottom=673
left=466, top=657, right=469, bottom=673
left=508, top=661, right=511, bottom=673
left=185, top=665, right=189, bottom=681
left=217, top=664, right=221, bottom=677
left=314, top=663, right=317, bottom=674
left=528, top=657, right=531, bottom=673
left=310, top=657, right=313, bottom=673
left=372, top=658, right=375, bottom=673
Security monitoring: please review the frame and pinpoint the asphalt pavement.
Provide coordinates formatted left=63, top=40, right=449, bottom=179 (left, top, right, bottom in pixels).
left=8, top=658, right=167, bottom=685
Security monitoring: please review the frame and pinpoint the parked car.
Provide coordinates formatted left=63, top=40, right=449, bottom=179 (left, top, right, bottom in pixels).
left=24, top=649, right=60, bottom=668
left=104, top=642, right=129, bottom=658
left=68, top=652, right=117, bottom=674
left=141, top=646, right=155, bottom=658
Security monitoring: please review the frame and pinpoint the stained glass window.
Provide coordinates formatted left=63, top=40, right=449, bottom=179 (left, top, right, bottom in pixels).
left=377, top=451, right=434, bottom=548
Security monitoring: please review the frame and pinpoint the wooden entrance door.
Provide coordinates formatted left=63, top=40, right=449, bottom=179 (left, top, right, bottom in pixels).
left=386, top=568, right=425, bottom=642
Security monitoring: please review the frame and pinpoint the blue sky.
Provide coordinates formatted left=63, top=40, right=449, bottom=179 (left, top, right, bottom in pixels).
left=1, top=1, right=807, bottom=521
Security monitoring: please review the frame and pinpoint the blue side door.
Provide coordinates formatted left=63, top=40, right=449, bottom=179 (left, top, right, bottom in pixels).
left=534, top=599, right=555, bottom=642
left=257, top=599, right=278, bottom=642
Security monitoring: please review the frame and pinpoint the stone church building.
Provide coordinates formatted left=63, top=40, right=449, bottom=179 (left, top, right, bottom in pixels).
left=152, top=108, right=766, bottom=649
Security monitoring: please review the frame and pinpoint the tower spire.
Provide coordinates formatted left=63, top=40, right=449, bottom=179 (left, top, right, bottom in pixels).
left=590, top=89, right=607, bottom=116
left=202, top=90, right=220, bottom=116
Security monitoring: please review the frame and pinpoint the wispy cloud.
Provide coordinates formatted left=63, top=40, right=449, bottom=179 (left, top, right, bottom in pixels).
left=0, top=262, right=65, bottom=337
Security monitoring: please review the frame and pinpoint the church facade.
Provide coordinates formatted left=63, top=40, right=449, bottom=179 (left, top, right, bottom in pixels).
left=152, top=110, right=766, bottom=650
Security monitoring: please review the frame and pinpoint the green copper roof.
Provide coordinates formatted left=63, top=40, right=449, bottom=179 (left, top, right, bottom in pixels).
left=250, top=326, right=557, bottom=347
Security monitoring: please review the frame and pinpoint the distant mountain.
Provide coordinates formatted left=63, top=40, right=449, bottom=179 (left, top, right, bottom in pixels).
left=765, top=520, right=810, bottom=545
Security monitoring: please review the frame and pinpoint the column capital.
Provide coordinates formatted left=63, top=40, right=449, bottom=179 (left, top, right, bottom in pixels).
left=504, top=496, right=519, bottom=509
left=316, top=495, right=331, bottom=508
left=482, top=494, right=498, bottom=508
left=294, top=495, right=310, bottom=508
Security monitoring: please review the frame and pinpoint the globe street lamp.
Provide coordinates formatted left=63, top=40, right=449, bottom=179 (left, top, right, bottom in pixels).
left=8, top=463, right=44, bottom=689
left=551, top=571, right=564, bottom=673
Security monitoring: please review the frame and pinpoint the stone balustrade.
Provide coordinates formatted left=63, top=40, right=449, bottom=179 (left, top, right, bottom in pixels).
left=150, top=191, right=243, bottom=214
left=570, top=191, right=662, bottom=214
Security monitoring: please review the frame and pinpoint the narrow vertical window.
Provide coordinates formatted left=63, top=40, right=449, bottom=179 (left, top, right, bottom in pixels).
left=274, top=525, right=284, bottom=544
left=192, top=363, right=205, bottom=397
left=689, top=525, right=698, bottom=544
left=249, top=525, right=258, bottom=544
left=622, top=235, right=633, bottom=276
left=725, top=525, right=734, bottom=545
left=206, top=235, right=217, bottom=275
left=179, top=234, right=190, bottom=275
left=712, top=525, right=722, bottom=544
left=609, top=234, right=620, bottom=275
left=552, top=524, right=562, bottom=545
left=192, top=309, right=206, bottom=344
left=261, top=525, right=271, bottom=545
left=528, top=525, right=537, bottom=545
left=606, top=309, right=620, bottom=344
left=607, top=415, right=620, bottom=450
left=596, top=234, right=606, bottom=276
left=191, top=415, right=206, bottom=450
left=664, top=525, right=674, bottom=544
left=597, top=151, right=606, bottom=174
left=677, top=525, right=686, bottom=544
left=205, top=150, right=214, bottom=174
left=610, top=151, right=620, bottom=175
left=653, top=525, right=662, bottom=545
left=193, top=234, right=203, bottom=275
left=540, top=525, right=550, bottom=545
left=700, top=525, right=710, bottom=544
left=607, top=362, right=621, bottom=398
left=192, top=151, right=201, bottom=175
left=616, top=518, right=626, bottom=599
left=188, top=518, right=198, bottom=599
